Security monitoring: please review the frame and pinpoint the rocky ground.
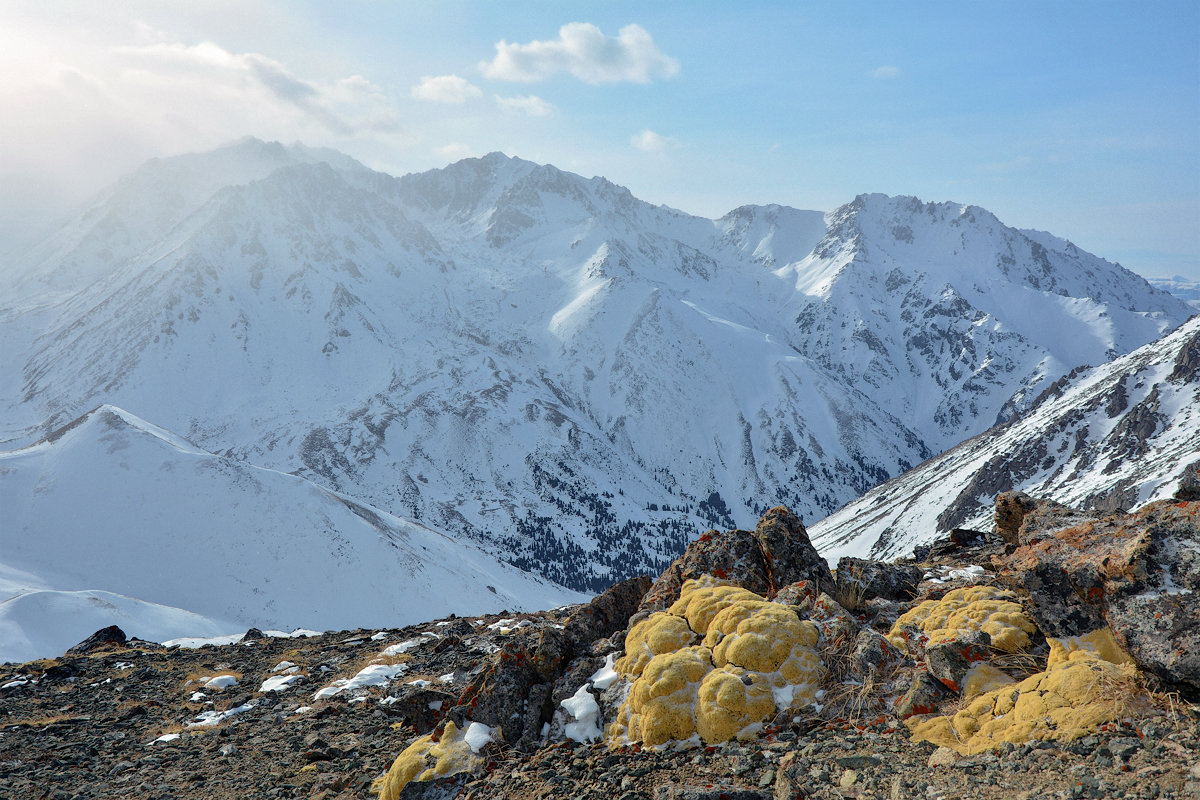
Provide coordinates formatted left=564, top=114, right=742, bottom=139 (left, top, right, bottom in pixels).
left=2, top=499, right=1199, bottom=800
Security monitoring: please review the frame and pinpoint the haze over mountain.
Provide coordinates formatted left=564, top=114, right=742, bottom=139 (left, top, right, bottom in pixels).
left=1, top=139, right=1192, bottom=596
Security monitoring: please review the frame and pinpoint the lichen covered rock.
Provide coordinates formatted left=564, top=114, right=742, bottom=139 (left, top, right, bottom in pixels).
left=609, top=576, right=823, bottom=747
left=835, top=557, right=924, bottom=602
left=995, top=498, right=1200, bottom=693
left=373, top=721, right=484, bottom=800
left=906, top=628, right=1145, bottom=755
left=888, top=585, right=1037, bottom=654
left=638, top=506, right=833, bottom=612
left=694, top=666, right=776, bottom=743
left=613, top=646, right=712, bottom=746
left=617, top=612, right=699, bottom=678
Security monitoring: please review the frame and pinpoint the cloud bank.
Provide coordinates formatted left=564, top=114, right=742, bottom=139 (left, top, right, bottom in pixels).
left=481, top=23, right=679, bottom=84
left=411, top=75, right=483, bottom=104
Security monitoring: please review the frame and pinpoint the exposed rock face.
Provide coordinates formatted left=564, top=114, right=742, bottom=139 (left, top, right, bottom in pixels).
left=639, top=506, right=833, bottom=612
left=446, top=574, right=651, bottom=748
left=995, top=497, right=1200, bottom=694
left=66, top=625, right=128, bottom=654
left=835, top=557, right=924, bottom=602
left=1176, top=459, right=1200, bottom=501
left=994, top=491, right=1101, bottom=547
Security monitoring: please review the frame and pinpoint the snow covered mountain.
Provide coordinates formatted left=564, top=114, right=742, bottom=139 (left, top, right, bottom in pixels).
left=811, top=315, right=1200, bottom=563
left=0, top=405, right=582, bottom=663
left=1148, top=275, right=1200, bottom=311
left=1, top=139, right=1191, bottom=592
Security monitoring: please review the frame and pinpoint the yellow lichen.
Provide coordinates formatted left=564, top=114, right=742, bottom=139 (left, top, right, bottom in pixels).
left=907, top=628, right=1144, bottom=755
left=1047, top=627, right=1133, bottom=668
left=695, top=667, right=776, bottom=743
left=611, top=646, right=711, bottom=746
left=961, top=662, right=1015, bottom=701
left=668, top=578, right=761, bottom=636
left=888, top=585, right=1037, bottom=653
left=616, top=612, right=698, bottom=678
left=610, top=576, right=824, bottom=748
left=372, top=721, right=482, bottom=800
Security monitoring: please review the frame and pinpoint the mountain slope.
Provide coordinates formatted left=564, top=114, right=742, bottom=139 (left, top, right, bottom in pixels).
left=1, top=140, right=1192, bottom=592
left=0, top=405, right=583, bottom=658
left=810, top=315, right=1200, bottom=563
left=782, top=194, right=1187, bottom=453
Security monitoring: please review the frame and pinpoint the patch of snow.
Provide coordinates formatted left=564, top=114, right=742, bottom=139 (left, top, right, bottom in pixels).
left=381, top=639, right=422, bottom=657
left=560, top=685, right=602, bottom=743
left=260, top=674, right=304, bottom=693
left=204, top=675, right=238, bottom=689
left=463, top=721, right=495, bottom=753
left=589, top=653, right=620, bottom=691
left=312, top=663, right=406, bottom=700
left=188, top=700, right=255, bottom=727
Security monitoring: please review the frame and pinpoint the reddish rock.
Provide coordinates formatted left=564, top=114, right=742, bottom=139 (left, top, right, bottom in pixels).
left=995, top=498, right=1200, bottom=695
left=924, top=632, right=993, bottom=693
left=896, top=670, right=954, bottom=719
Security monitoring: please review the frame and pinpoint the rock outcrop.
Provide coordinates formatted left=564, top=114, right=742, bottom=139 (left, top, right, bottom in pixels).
left=994, top=496, right=1200, bottom=695
left=4, top=499, right=1199, bottom=800
left=638, top=507, right=834, bottom=613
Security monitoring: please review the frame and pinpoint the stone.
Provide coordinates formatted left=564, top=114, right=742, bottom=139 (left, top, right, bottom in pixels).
left=753, top=506, right=835, bottom=596
left=563, top=575, right=652, bottom=655
left=653, top=785, right=768, bottom=800
left=66, top=625, right=128, bottom=654
left=639, top=506, right=833, bottom=613
left=1176, top=460, right=1200, bottom=502
left=380, top=685, right=457, bottom=734
left=912, top=528, right=1004, bottom=561
left=896, top=670, right=954, bottom=719
left=835, top=557, right=924, bottom=602
left=994, top=491, right=1038, bottom=546
left=844, top=628, right=905, bottom=684
left=996, top=499, right=1200, bottom=694
left=923, top=631, right=994, bottom=694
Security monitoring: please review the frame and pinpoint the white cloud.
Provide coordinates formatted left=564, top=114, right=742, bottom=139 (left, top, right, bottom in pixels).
left=411, top=74, right=483, bottom=104
left=870, top=65, right=901, bottom=79
left=631, top=129, right=675, bottom=153
left=0, top=20, right=411, bottom=249
left=480, top=23, right=679, bottom=84
left=436, top=143, right=474, bottom=161
left=114, top=37, right=397, bottom=136
left=495, top=94, right=554, bottom=116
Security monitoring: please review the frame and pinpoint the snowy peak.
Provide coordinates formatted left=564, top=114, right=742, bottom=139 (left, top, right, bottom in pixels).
left=783, top=192, right=1193, bottom=451
left=717, top=204, right=827, bottom=267
left=0, top=404, right=583, bottom=641
left=8, top=138, right=375, bottom=296
left=811, top=315, right=1200, bottom=563
left=36, top=403, right=204, bottom=455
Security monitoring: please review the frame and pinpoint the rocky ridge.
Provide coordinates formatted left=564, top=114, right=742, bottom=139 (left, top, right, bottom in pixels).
left=3, top=495, right=1200, bottom=800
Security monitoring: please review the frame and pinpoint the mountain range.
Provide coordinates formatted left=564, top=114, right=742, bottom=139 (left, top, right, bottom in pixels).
left=810, top=314, right=1200, bottom=562
left=1, top=138, right=1193, bottom=616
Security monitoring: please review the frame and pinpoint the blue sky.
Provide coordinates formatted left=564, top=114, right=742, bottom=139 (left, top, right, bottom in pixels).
left=3, top=1, right=1198, bottom=278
